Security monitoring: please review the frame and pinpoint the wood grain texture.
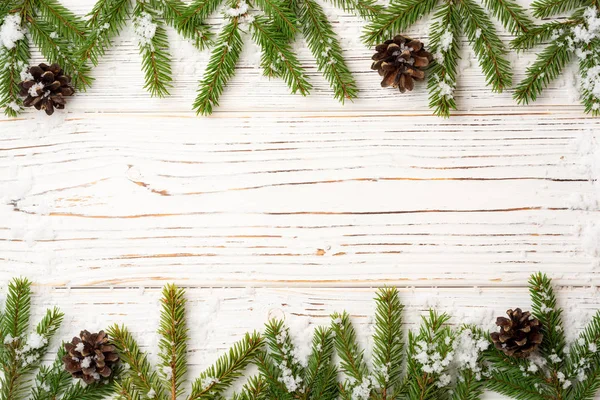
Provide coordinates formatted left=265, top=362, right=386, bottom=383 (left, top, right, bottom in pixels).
left=1, top=0, right=600, bottom=398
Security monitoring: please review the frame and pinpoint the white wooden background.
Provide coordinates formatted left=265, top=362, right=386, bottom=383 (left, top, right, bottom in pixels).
left=2, top=0, right=600, bottom=398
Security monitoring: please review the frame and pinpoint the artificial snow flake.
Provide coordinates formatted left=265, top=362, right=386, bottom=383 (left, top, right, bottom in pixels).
left=0, top=14, right=25, bottom=50
left=133, top=11, right=157, bottom=48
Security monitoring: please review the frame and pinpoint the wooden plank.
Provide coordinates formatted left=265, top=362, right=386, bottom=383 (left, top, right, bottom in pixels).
left=1, top=114, right=598, bottom=286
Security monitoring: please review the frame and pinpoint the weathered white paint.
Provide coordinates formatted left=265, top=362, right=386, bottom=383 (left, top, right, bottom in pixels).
left=1, top=0, right=600, bottom=398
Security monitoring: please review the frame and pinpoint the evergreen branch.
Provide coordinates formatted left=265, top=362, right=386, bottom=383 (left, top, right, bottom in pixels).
left=116, top=378, right=143, bottom=400
left=305, top=327, right=337, bottom=400
left=528, top=273, right=567, bottom=361
left=179, top=0, right=225, bottom=48
left=27, top=16, right=93, bottom=90
left=481, top=0, right=533, bottom=35
left=254, top=351, right=293, bottom=400
left=510, top=20, right=581, bottom=50
left=452, top=370, right=486, bottom=400
left=331, top=311, right=369, bottom=385
left=514, top=39, right=572, bottom=104
left=193, top=17, right=243, bottom=115
left=132, top=2, right=173, bottom=97
left=34, top=0, right=87, bottom=42
left=60, top=377, right=119, bottom=400
left=486, top=371, right=552, bottom=400
left=578, top=41, right=600, bottom=116
left=1, top=278, right=32, bottom=338
left=250, top=17, right=312, bottom=95
left=253, top=0, right=297, bottom=39
left=530, top=0, right=593, bottom=19
left=231, top=376, right=269, bottom=400
left=157, top=284, right=188, bottom=399
left=0, top=38, right=30, bottom=117
left=263, top=319, right=305, bottom=382
left=75, top=0, right=129, bottom=84
left=107, top=325, right=167, bottom=400
left=457, top=0, right=512, bottom=92
left=372, top=287, right=404, bottom=392
left=362, top=0, right=439, bottom=46
left=566, top=311, right=600, bottom=399
left=162, top=0, right=213, bottom=50
left=427, top=1, right=460, bottom=117
left=31, top=347, right=71, bottom=400
left=323, top=0, right=383, bottom=20
left=189, top=332, right=263, bottom=399
left=298, top=0, right=358, bottom=103
left=405, top=310, right=453, bottom=400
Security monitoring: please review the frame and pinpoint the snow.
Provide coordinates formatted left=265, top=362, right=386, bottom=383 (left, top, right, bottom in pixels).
left=75, top=342, right=85, bottom=353
left=225, top=2, right=249, bottom=17
left=29, top=82, right=45, bottom=97
left=0, top=14, right=25, bottom=50
left=439, top=31, right=453, bottom=53
left=133, top=11, right=157, bottom=48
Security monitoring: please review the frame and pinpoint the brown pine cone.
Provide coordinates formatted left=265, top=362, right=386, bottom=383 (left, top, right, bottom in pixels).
left=490, top=308, right=543, bottom=358
left=63, top=330, right=119, bottom=384
left=371, top=35, right=433, bottom=93
left=19, top=63, right=74, bottom=116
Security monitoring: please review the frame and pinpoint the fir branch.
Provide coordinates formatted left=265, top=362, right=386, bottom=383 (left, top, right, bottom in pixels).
left=115, top=378, right=144, bottom=400
left=263, top=319, right=305, bottom=382
left=179, top=0, right=225, bottom=48
left=31, top=348, right=72, bottom=400
left=132, top=1, right=173, bottom=97
left=331, top=311, right=369, bottom=386
left=157, top=284, right=188, bottom=399
left=427, top=1, right=461, bottom=118
left=231, top=376, right=269, bottom=400
left=1, top=278, right=32, bottom=338
left=578, top=41, right=600, bottom=116
left=481, top=0, right=533, bottom=35
left=457, top=0, right=512, bottom=92
left=514, top=38, right=572, bottom=104
left=405, top=310, right=454, bottom=400
left=372, top=287, right=404, bottom=393
left=34, top=0, right=87, bottom=42
left=193, top=16, right=243, bottom=115
left=566, top=311, right=600, bottom=399
left=253, top=0, right=297, bottom=39
left=189, top=332, right=263, bottom=399
left=27, top=16, right=93, bottom=90
left=529, top=273, right=566, bottom=362
left=107, top=324, right=167, bottom=400
left=76, top=0, right=129, bottom=80
left=362, top=0, right=439, bottom=46
left=254, top=350, right=294, bottom=400
left=322, top=0, right=383, bottom=20
left=530, top=0, right=594, bottom=19
left=298, top=0, right=358, bottom=103
left=510, top=20, right=581, bottom=50
left=304, top=326, right=337, bottom=399
left=486, top=371, right=551, bottom=400
left=159, top=0, right=213, bottom=50
left=250, top=17, right=311, bottom=95
left=0, top=38, right=30, bottom=117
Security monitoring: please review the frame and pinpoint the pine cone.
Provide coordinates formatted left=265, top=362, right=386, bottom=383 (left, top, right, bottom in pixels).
left=63, top=330, right=119, bottom=384
left=371, top=35, right=433, bottom=93
left=490, top=308, right=543, bottom=358
left=19, top=63, right=74, bottom=116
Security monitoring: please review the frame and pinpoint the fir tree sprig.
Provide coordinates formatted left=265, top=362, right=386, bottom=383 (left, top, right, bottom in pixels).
left=158, top=284, right=188, bottom=399
left=0, top=0, right=89, bottom=116
left=132, top=0, right=173, bottom=97
left=427, top=1, right=461, bottom=117
left=231, top=375, right=269, bottom=400
left=108, top=284, right=262, bottom=400
left=160, top=0, right=213, bottom=50
left=297, top=0, right=359, bottom=103
left=193, top=12, right=244, bottom=116
left=250, top=16, right=312, bottom=95
left=512, top=2, right=600, bottom=114
left=364, top=0, right=533, bottom=117
left=256, top=319, right=338, bottom=399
